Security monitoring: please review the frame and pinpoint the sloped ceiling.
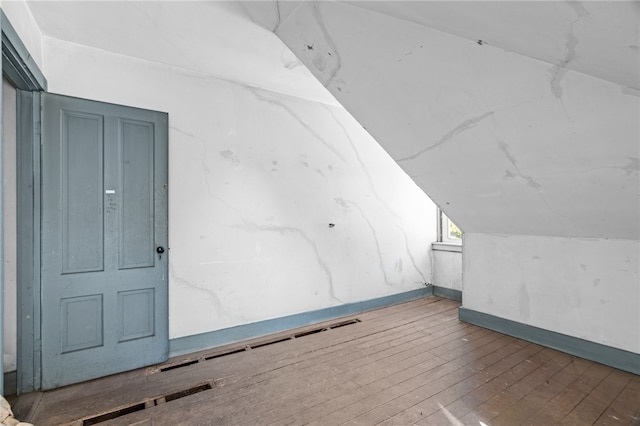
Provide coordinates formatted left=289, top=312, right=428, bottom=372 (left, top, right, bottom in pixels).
left=346, top=1, right=639, bottom=90
left=26, top=1, right=639, bottom=240
left=242, top=1, right=639, bottom=240
left=25, top=0, right=337, bottom=105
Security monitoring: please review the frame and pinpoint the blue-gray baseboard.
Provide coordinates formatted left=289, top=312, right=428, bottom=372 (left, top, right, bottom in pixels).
left=459, top=307, right=640, bottom=375
left=433, top=286, right=462, bottom=302
left=170, top=287, right=440, bottom=357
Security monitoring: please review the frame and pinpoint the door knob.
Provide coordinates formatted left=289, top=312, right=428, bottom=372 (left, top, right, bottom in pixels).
left=156, top=246, right=165, bottom=254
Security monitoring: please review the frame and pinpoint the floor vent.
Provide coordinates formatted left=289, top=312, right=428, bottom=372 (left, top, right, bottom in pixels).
left=80, top=382, right=213, bottom=425
left=158, top=318, right=361, bottom=371
left=328, top=319, right=361, bottom=329
left=294, top=328, right=326, bottom=338
left=83, top=403, right=146, bottom=425
left=163, top=383, right=213, bottom=403
left=250, top=336, right=294, bottom=349
left=204, top=347, right=246, bottom=360
left=159, top=359, right=199, bottom=372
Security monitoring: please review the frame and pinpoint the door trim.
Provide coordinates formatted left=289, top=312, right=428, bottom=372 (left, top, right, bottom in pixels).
left=16, top=91, right=41, bottom=393
left=1, top=11, right=47, bottom=92
left=1, top=9, right=47, bottom=394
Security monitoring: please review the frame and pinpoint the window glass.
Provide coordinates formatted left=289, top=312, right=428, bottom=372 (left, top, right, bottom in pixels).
left=448, top=218, right=462, bottom=240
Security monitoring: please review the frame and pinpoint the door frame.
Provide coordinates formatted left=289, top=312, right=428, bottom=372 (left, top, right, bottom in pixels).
left=3, top=10, right=170, bottom=394
left=1, top=9, right=47, bottom=394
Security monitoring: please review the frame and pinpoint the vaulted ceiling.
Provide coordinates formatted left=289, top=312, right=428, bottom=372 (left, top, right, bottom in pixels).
left=243, top=1, right=640, bottom=240
left=347, top=1, right=639, bottom=89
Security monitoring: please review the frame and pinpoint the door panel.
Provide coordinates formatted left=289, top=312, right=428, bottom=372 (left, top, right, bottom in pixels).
left=40, top=93, right=168, bottom=389
left=60, top=294, right=103, bottom=353
left=119, top=119, right=155, bottom=269
left=61, top=111, right=104, bottom=274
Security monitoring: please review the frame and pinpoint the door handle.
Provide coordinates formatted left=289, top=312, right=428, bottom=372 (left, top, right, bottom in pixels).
left=156, top=246, right=165, bottom=254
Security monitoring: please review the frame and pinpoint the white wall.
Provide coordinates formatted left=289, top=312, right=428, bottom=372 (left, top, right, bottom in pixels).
left=431, top=249, right=462, bottom=292
left=464, top=234, right=640, bottom=354
left=41, top=37, right=437, bottom=339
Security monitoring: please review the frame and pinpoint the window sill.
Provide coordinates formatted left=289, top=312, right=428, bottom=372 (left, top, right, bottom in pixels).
left=431, top=242, right=462, bottom=253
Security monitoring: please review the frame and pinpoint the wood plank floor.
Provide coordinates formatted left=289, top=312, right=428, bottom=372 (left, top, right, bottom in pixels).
left=11, top=296, right=640, bottom=425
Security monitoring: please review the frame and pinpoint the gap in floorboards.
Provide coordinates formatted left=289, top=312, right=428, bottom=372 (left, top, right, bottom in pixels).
left=159, top=318, right=362, bottom=372
left=80, top=382, right=214, bottom=425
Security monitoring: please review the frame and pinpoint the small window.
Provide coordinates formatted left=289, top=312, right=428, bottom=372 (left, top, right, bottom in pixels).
left=447, top=217, right=462, bottom=240
left=438, top=208, right=462, bottom=244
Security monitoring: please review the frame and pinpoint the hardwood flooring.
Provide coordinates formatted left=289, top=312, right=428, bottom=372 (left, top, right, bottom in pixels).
left=11, top=297, right=640, bottom=425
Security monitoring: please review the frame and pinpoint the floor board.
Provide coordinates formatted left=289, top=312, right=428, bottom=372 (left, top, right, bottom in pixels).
left=11, top=297, right=640, bottom=426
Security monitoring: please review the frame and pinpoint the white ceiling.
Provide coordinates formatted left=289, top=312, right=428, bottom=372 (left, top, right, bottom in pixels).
left=346, top=1, right=639, bottom=90
left=25, top=1, right=638, bottom=101
left=25, top=1, right=337, bottom=104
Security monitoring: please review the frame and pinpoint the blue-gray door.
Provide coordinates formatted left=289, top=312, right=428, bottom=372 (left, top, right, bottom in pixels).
left=40, top=93, right=168, bottom=389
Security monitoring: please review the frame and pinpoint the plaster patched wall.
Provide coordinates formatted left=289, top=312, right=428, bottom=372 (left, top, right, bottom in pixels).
left=41, top=36, right=436, bottom=339
left=464, top=234, right=640, bottom=354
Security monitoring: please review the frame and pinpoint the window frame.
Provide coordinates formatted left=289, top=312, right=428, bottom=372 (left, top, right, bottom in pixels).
left=433, top=208, right=462, bottom=252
